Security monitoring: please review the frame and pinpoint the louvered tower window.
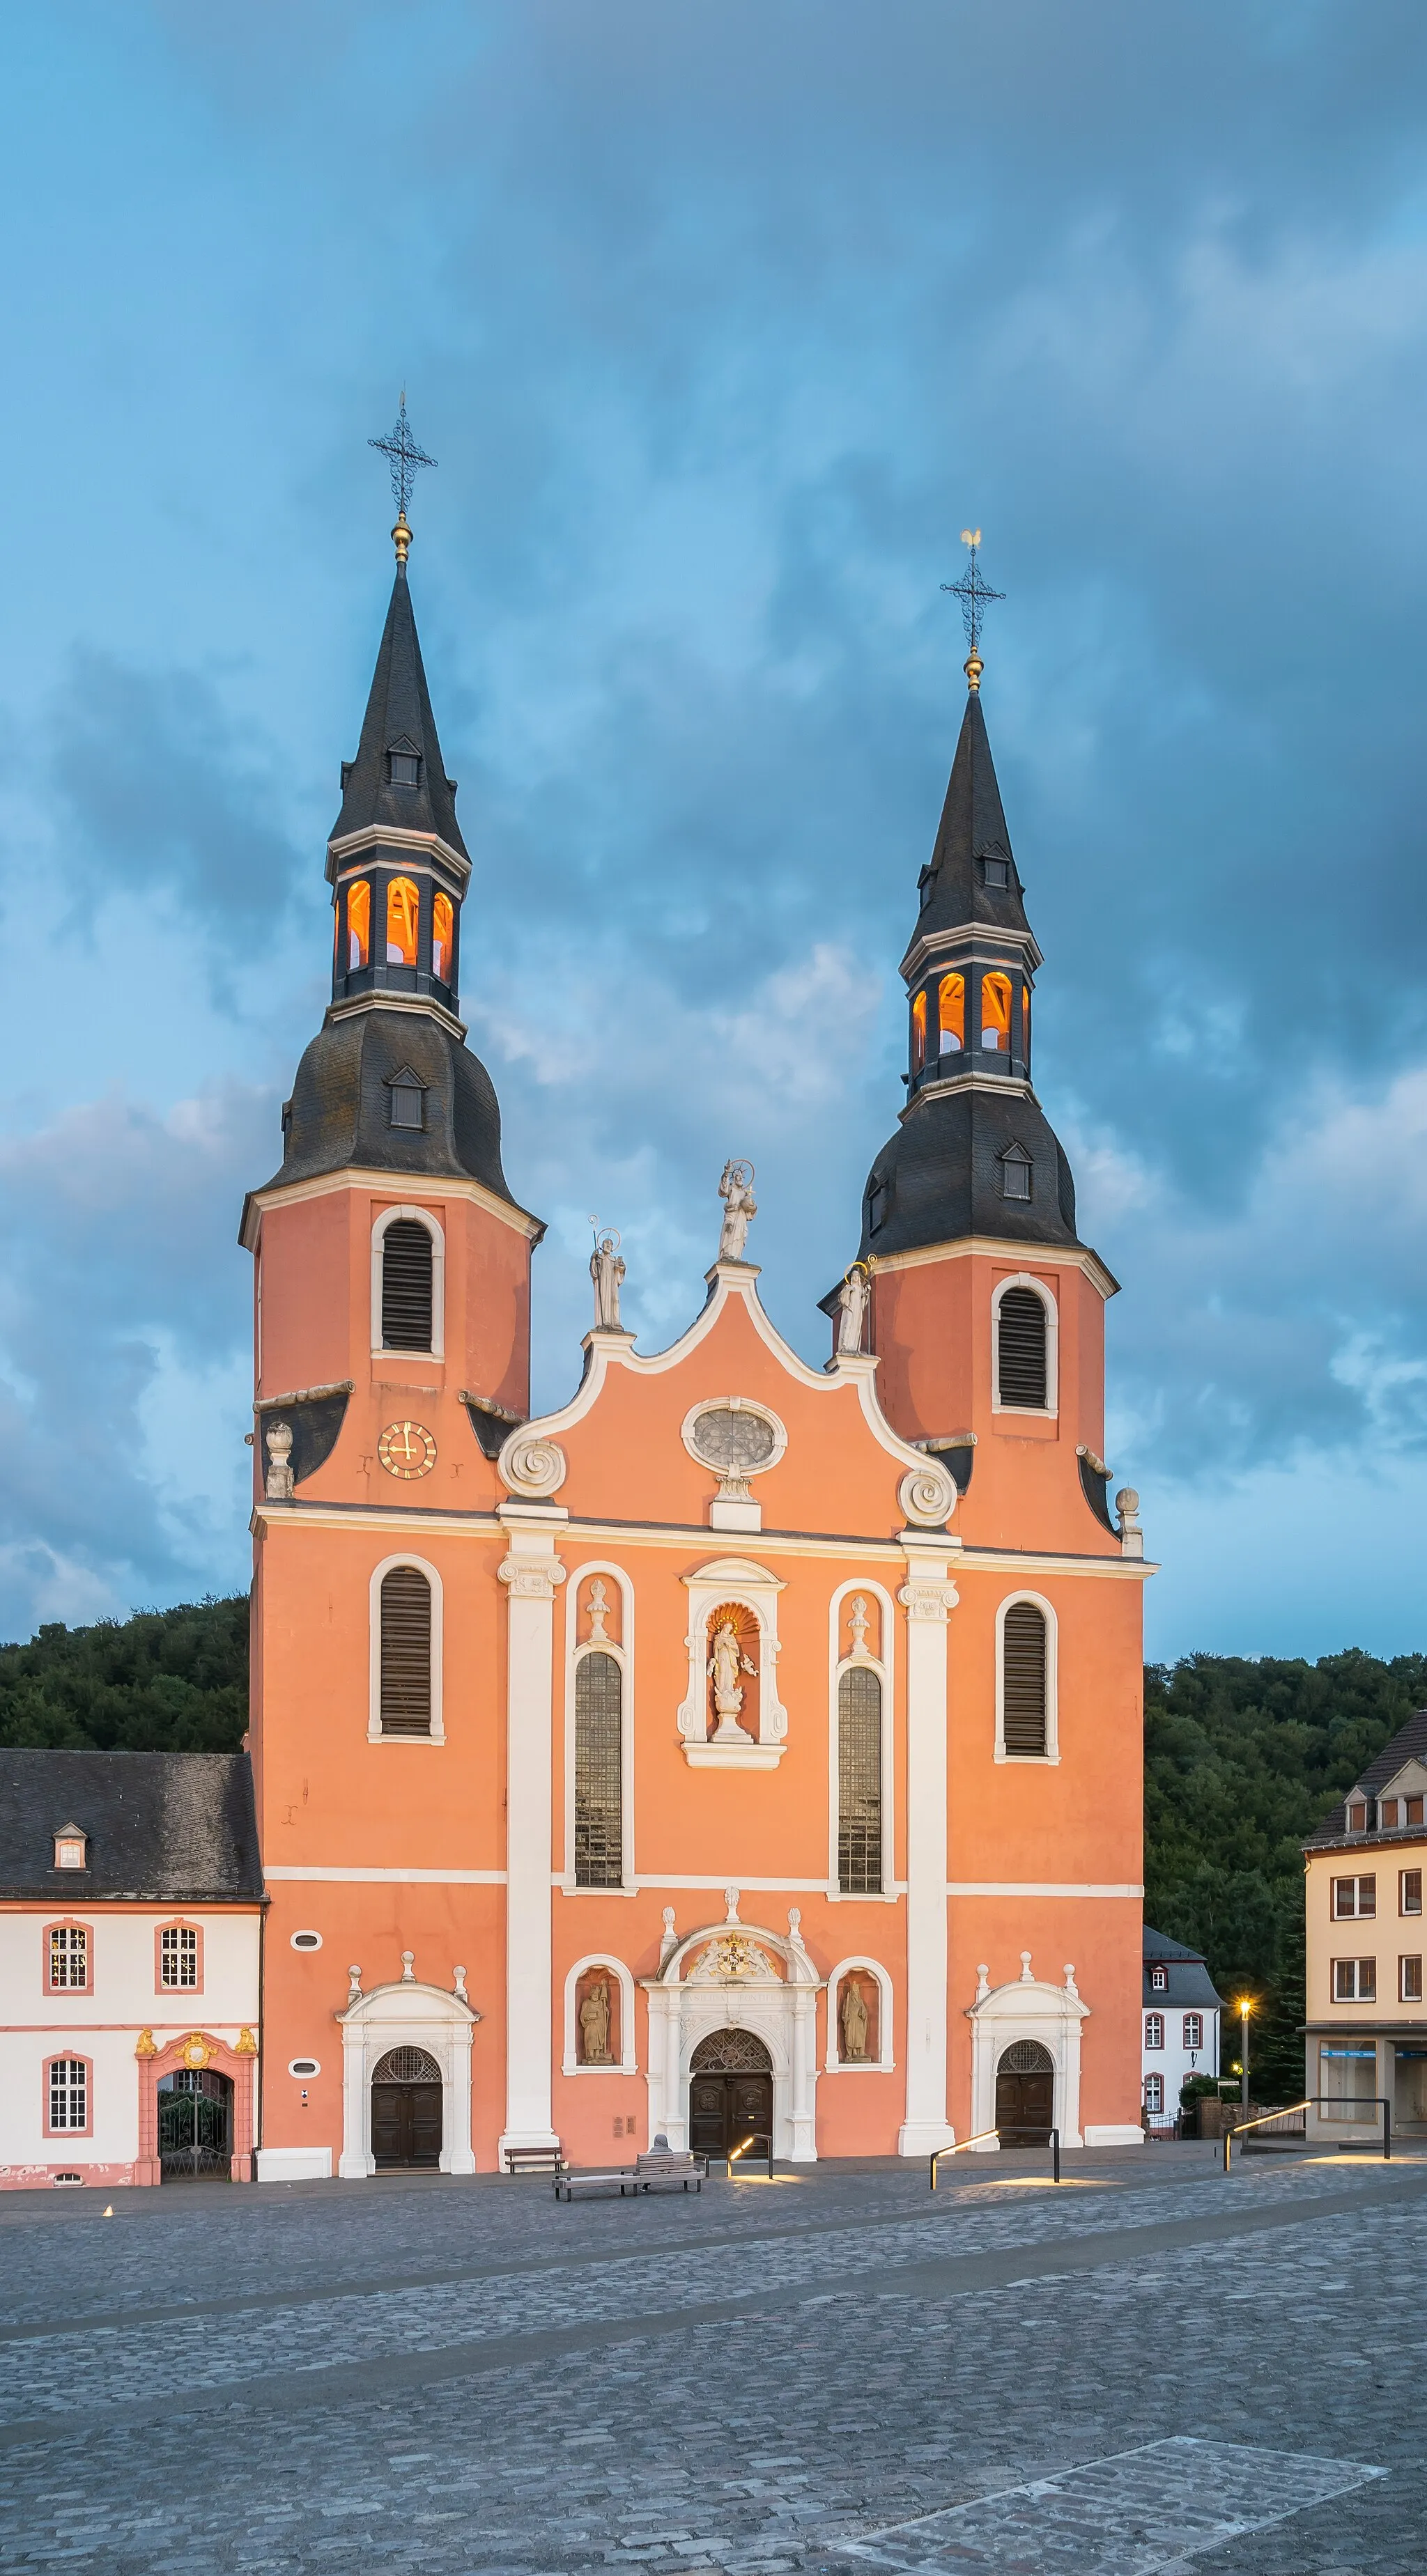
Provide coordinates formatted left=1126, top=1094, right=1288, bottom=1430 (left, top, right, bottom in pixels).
left=1001, top=1602, right=1048, bottom=1756
left=573, top=1651, right=623, bottom=1886
left=380, top=1567, right=433, bottom=1735
left=381, top=1220, right=433, bottom=1350
left=837, top=1665, right=883, bottom=1893
left=996, top=1285, right=1047, bottom=1407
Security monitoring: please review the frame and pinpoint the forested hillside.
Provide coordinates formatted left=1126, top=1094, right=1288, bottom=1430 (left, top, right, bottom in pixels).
left=3, top=1601, right=1421, bottom=2098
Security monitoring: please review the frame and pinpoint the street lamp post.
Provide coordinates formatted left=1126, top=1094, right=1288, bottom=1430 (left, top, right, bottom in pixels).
left=1236, top=1997, right=1253, bottom=2112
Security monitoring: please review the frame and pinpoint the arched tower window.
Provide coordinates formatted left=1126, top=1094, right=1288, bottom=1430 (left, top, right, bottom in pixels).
left=911, top=988, right=927, bottom=1073
left=381, top=1220, right=434, bottom=1351
left=432, top=890, right=454, bottom=985
left=995, top=1284, right=1047, bottom=1408
left=379, top=1567, right=433, bottom=1735
left=937, top=972, right=964, bottom=1056
left=980, top=970, right=1012, bottom=1052
left=346, top=879, right=371, bottom=970
left=1001, top=1601, right=1048, bottom=1756
left=386, top=877, right=420, bottom=968
left=837, top=1665, right=883, bottom=1894
left=573, top=1651, right=624, bottom=1888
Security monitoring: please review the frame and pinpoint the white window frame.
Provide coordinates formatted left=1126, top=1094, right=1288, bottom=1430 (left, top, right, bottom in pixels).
left=1150, top=1965, right=1167, bottom=1991
left=561, top=1953, right=638, bottom=2074
left=826, top=1580, right=897, bottom=1902
left=1183, top=2012, right=1203, bottom=2050
left=1144, top=2012, right=1164, bottom=2049
left=1143, top=2072, right=1164, bottom=2116
left=1398, top=1955, right=1423, bottom=2004
left=368, top=1552, right=445, bottom=1744
left=991, top=1271, right=1058, bottom=1417
left=1332, top=1957, right=1376, bottom=2002
left=1333, top=1875, right=1376, bottom=1921
left=994, top=1590, right=1059, bottom=1764
left=370, top=1204, right=446, bottom=1358
left=824, top=1955, right=895, bottom=2072
left=562, top=1562, right=635, bottom=1894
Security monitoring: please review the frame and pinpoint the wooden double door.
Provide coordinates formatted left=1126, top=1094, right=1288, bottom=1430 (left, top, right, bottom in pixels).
left=996, top=2042, right=1055, bottom=2146
left=688, top=2031, right=774, bottom=2159
left=370, top=2046, right=443, bottom=2168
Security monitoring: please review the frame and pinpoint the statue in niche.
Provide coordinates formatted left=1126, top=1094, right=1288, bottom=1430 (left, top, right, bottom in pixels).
left=589, top=1229, right=626, bottom=1330
left=579, top=1976, right=612, bottom=2063
left=835, top=1262, right=871, bottom=1355
left=708, top=1615, right=758, bottom=1739
left=264, top=1420, right=295, bottom=1501
left=717, top=1160, right=757, bottom=1262
left=840, top=1974, right=870, bottom=2061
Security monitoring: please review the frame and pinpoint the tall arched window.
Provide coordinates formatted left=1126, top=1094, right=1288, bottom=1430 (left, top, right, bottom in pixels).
left=380, top=1567, right=433, bottom=1735
left=386, top=876, right=419, bottom=967
left=346, top=879, right=371, bottom=970
left=432, top=890, right=454, bottom=984
left=996, top=1284, right=1047, bottom=1408
left=381, top=1220, right=433, bottom=1351
left=573, top=1651, right=624, bottom=1888
left=911, top=988, right=927, bottom=1072
left=1001, top=1601, right=1047, bottom=1756
left=837, top=1666, right=883, bottom=1894
left=980, top=970, right=1012, bottom=1051
left=938, top=972, right=964, bottom=1056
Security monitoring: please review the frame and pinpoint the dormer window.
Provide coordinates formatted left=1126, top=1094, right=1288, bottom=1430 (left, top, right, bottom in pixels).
left=387, top=745, right=422, bottom=787
left=1347, top=1799, right=1369, bottom=1833
left=53, top=1826, right=87, bottom=1872
left=1150, top=1964, right=1167, bottom=1992
left=981, top=855, right=1010, bottom=888
left=867, top=1180, right=887, bottom=1235
left=385, top=1068, right=427, bottom=1132
left=999, top=1144, right=1033, bottom=1202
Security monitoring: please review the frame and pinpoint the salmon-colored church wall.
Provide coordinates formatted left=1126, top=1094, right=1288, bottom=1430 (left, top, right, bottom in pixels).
left=945, top=1898, right=1142, bottom=2134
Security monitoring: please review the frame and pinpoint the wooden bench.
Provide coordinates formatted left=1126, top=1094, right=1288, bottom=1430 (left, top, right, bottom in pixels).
left=553, top=2164, right=640, bottom=2200
left=634, top=2150, right=707, bottom=2192
left=503, top=2145, right=564, bottom=2177
left=553, top=2152, right=709, bottom=2203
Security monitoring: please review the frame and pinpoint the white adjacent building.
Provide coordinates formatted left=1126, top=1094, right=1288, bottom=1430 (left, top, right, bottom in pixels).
left=0, top=1751, right=262, bottom=2189
left=1141, top=1925, right=1221, bottom=2125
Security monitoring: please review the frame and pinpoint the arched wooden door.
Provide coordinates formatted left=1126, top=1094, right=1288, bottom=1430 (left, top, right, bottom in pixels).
left=688, top=2029, right=773, bottom=2159
left=371, top=2046, right=443, bottom=2168
left=995, top=2040, right=1055, bottom=2146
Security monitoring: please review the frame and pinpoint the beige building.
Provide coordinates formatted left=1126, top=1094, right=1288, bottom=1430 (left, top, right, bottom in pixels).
left=1304, top=1711, right=1427, bottom=2145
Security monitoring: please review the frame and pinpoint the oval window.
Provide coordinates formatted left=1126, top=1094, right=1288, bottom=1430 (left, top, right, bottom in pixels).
left=288, top=2058, right=321, bottom=2079
left=290, top=1929, right=323, bottom=1951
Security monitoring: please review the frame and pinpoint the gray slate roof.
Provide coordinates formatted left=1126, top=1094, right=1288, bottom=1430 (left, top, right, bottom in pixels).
left=329, top=563, right=468, bottom=860
left=916, top=690, right=1033, bottom=943
left=254, top=1004, right=522, bottom=1205
left=1306, top=1707, right=1427, bottom=1845
left=1141, top=1923, right=1224, bottom=2010
left=0, top=1751, right=262, bottom=1902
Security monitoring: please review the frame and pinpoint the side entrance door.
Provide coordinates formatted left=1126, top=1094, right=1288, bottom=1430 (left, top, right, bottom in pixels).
left=687, top=2030, right=775, bottom=2157
left=995, top=2040, right=1056, bottom=2146
left=370, top=2046, right=443, bottom=2168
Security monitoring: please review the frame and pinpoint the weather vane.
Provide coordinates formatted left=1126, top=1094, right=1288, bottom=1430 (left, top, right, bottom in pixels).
left=369, top=392, right=437, bottom=564
left=941, top=529, right=1005, bottom=692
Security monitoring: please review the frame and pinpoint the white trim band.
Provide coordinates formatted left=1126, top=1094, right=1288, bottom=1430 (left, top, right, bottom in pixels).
left=264, top=1866, right=507, bottom=1884
left=947, top=1880, right=1143, bottom=1898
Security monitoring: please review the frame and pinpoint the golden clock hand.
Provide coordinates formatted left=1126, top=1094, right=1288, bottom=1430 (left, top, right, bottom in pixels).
left=401, top=1425, right=414, bottom=1459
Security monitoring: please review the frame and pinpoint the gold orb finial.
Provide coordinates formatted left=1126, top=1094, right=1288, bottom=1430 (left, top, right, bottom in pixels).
left=392, top=510, right=412, bottom=566
left=964, top=648, right=983, bottom=692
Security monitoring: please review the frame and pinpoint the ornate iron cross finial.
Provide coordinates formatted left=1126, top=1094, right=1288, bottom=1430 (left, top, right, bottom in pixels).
left=941, top=529, right=1005, bottom=692
left=369, top=393, right=437, bottom=561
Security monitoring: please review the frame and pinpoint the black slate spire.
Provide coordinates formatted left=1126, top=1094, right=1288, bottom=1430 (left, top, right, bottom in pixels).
left=329, top=562, right=468, bottom=860
left=916, top=689, right=1031, bottom=942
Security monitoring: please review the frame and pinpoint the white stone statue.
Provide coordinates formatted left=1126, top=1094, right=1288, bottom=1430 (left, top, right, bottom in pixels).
left=840, top=1974, right=870, bottom=2061
left=579, top=1976, right=611, bottom=2063
left=717, top=1160, right=757, bottom=1262
left=589, top=1229, right=625, bottom=1329
left=708, top=1616, right=757, bottom=1738
left=264, top=1420, right=295, bottom=1501
left=836, top=1262, right=871, bottom=1354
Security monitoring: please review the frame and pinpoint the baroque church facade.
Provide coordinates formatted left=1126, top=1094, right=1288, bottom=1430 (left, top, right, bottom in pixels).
left=240, top=509, right=1152, bottom=2181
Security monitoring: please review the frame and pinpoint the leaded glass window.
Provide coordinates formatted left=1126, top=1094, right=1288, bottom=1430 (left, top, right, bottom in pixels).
left=574, top=1650, right=623, bottom=1888
left=160, top=1925, right=199, bottom=1989
left=49, top=1925, right=87, bottom=1989
left=838, top=1664, right=882, bottom=1895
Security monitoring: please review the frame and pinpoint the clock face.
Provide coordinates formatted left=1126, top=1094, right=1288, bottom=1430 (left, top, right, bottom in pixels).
left=378, top=1420, right=437, bottom=1480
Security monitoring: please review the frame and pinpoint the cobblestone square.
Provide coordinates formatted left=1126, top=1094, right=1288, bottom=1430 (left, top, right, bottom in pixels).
left=0, top=2147, right=1420, bottom=2575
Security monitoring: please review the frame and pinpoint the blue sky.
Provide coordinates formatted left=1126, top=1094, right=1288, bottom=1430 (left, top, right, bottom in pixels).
left=2, top=0, right=1426, bottom=1661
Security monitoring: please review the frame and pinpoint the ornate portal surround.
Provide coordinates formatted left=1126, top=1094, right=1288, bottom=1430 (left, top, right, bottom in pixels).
left=643, top=1906, right=821, bottom=2159
left=965, top=1958, right=1088, bottom=2147
left=336, top=1968, right=481, bottom=2177
left=677, top=1557, right=788, bottom=1769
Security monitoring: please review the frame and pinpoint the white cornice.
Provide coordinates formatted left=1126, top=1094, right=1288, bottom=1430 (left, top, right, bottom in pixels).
left=325, top=990, right=468, bottom=1042
left=326, top=824, right=471, bottom=889
left=900, top=922, right=1045, bottom=982
left=867, top=1234, right=1120, bottom=1302
left=241, top=1163, right=543, bottom=1252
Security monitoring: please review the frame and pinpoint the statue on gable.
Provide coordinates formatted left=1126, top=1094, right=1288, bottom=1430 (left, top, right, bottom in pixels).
left=835, top=1262, right=872, bottom=1355
left=717, top=1160, right=757, bottom=1262
left=840, top=1973, right=870, bottom=2061
left=708, top=1615, right=758, bottom=1739
left=589, top=1227, right=626, bottom=1330
left=579, top=1976, right=612, bottom=2064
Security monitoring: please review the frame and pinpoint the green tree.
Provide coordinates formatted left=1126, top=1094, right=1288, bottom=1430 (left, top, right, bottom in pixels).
left=0, top=1596, right=249, bottom=1754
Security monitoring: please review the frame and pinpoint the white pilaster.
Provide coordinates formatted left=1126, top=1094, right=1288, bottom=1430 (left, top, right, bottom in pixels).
left=497, top=1506, right=566, bottom=2157
left=897, top=1538, right=959, bottom=2155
